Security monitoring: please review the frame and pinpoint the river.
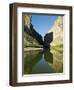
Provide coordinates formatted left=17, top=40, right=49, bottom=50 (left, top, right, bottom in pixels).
left=24, top=49, right=63, bottom=74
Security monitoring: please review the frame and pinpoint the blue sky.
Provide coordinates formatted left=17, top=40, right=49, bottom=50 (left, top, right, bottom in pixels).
left=32, top=14, right=58, bottom=37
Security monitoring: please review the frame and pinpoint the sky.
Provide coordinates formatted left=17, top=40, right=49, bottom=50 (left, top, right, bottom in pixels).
left=32, top=14, right=58, bottom=37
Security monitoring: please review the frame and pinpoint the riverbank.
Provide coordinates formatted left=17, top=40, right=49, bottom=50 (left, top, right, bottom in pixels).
left=24, top=47, right=43, bottom=51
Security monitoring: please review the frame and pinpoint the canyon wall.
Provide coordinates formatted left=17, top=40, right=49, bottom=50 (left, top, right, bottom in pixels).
left=48, top=16, right=63, bottom=47
left=24, top=14, right=43, bottom=48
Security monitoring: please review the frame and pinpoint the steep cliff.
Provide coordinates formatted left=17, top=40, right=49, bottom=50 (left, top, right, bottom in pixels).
left=24, top=14, right=32, bottom=29
left=24, top=14, right=43, bottom=48
left=24, top=31, right=43, bottom=47
left=44, top=32, right=53, bottom=48
left=48, top=16, right=63, bottom=51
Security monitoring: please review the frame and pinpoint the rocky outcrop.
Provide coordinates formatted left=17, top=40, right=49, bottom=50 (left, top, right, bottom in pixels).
left=24, top=14, right=43, bottom=48
left=44, top=32, right=53, bottom=48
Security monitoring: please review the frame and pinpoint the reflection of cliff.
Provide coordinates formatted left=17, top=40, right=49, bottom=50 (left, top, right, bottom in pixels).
left=24, top=14, right=43, bottom=47
left=24, top=49, right=63, bottom=74
left=44, top=49, right=53, bottom=64
left=44, top=49, right=63, bottom=73
left=48, top=50, right=63, bottom=73
left=24, top=50, right=43, bottom=74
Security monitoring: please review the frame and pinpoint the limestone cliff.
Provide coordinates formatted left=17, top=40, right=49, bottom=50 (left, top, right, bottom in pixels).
left=24, top=32, right=43, bottom=47
left=24, top=14, right=32, bottom=29
left=48, top=16, right=63, bottom=49
left=24, top=14, right=43, bottom=48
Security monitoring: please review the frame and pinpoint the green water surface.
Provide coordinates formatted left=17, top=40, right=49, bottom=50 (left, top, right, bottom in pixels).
left=24, top=49, right=63, bottom=74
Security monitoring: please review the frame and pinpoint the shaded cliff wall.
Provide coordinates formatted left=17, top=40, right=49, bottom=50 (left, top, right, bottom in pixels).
left=44, top=32, right=53, bottom=48
left=24, top=14, right=43, bottom=47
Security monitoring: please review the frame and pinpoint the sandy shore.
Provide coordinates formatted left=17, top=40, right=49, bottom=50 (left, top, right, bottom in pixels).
left=24, top=47, right=43, bottom=51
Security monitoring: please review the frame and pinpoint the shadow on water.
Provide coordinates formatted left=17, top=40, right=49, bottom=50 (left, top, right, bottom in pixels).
left=24, top=48, right=63, bottom=74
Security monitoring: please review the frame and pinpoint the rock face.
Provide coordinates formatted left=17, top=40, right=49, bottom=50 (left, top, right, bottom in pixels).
left=24, top=14, right=32, bottom=29
left=48, top=16, right=63, bottom=47
left=24, top=14, right=43, bottom=48
left=44, top=32, right=53, bottom=48
left=45, top=16, right=63, bottom=51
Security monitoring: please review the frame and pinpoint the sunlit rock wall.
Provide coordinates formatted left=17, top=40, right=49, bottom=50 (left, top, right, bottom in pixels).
left=24, top=14, right=32, bottom=29
left=48, top=16, right=63, bottom=47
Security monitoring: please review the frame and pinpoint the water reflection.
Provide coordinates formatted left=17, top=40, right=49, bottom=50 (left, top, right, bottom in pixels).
left=24, top=50, right=43, bottom=74
left=24, top=49, right=63, bottom=74
left=44, top=49, right=53, bottom=64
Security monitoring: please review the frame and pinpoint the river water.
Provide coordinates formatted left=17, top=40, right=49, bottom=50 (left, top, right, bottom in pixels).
left=24, top=49, right=63, bottom=74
